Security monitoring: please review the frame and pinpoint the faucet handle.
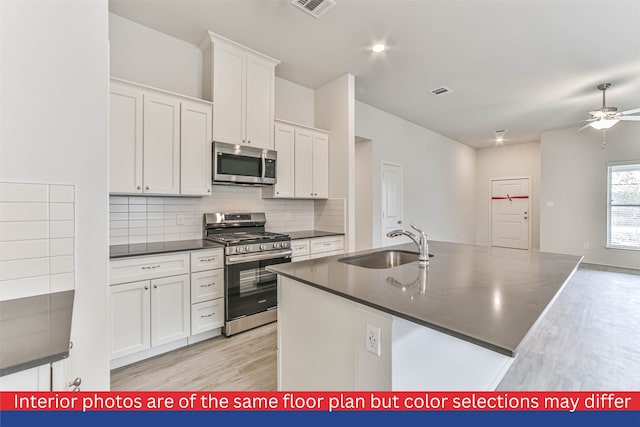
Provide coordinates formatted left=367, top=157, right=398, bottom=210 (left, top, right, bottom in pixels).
left=410, top=223, right=426, bottom=235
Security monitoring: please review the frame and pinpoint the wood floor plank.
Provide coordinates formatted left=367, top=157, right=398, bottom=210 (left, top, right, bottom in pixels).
left=111, top=266, right=640, bottom=391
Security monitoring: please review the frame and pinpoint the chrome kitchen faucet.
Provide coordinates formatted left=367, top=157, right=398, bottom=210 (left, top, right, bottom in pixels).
left=386, top=223, right=429, bottom=268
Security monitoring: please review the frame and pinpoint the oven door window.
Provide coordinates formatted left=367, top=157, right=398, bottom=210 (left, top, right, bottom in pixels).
left=217, top=153, right=262, bottom=178
left=226, top=256, right=289, bottom=320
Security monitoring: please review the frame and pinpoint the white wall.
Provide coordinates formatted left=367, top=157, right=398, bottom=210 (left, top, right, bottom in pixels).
left=0, top=0, right=110, bottom=389
left=275, top=77, right=314, bottom=127
left=315, top=75, right=356, bottom=251
left=109, top=13, right=202, bottom=98
left=355, top=138, right=373, bottom=250
left=476, top=142, right=541, bottom=249
left=355, top=101, right=476, bottom=248
left=540, top=125, right=640, bottom=269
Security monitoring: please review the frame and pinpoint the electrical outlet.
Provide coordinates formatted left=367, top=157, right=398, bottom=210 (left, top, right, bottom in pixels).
left=176, top=214, right=184, bottom=225
left=365, top=323, right=381, bottom=356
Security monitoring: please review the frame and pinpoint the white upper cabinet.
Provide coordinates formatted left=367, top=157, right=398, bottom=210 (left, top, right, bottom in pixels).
left=180, top=100, right=212, bottom=196
left=201, top=31, right=280, bottom=150
left=294, top=128, right=314, bottom=198
left=109, top=84, right=143, bottom=194
left=109, top=78, right=213, bottom=196
left=263, top=120, right=330, bottom=200
left=270, top=122, right=295, bottom=198
left=311, top=132, right=329, bottom=199
left=143, top=92, right=181, bottom=195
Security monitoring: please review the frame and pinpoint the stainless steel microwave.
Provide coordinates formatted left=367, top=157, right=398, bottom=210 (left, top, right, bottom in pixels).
left=212, top=141, right=277, bottom=185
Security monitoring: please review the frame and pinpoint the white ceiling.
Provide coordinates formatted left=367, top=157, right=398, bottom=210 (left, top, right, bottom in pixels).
left=109, top=0, right=640, bottom=148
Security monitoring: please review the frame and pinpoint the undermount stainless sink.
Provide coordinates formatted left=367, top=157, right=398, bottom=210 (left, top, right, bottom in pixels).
left=338, top=250, right=434, bottom=269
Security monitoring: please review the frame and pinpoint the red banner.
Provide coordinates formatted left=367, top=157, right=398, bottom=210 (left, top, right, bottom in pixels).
left=1, top=391, right=639, bottom=412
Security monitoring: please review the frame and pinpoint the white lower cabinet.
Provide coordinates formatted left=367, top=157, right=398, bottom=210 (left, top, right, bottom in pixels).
left=0, top=365, right=51, bottom=391
left=191, top=299, right=224, bottom=335
left=110, top=248, right=224, bottom=367
left=110, top=274, right=189, bottom=359
left=150, top=274, right=191, bottom=347
left=110, top=280, right=151, bottom=359
left=291, top=235, right=344, bottom=262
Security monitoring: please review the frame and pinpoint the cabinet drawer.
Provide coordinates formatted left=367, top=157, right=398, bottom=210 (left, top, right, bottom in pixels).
left=191, top=248, right=223, bottom=272
left=310, top=236, right=344, bottom=254
left=291, top=239, right=310, bottom=257
left=191, top=299, right=224, bottom=335
left=191, top=270, right=224, bottom=304
left=110, top=253, right=190, bottom=285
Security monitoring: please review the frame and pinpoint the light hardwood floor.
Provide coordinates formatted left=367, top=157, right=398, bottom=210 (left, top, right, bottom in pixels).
left=111, top=265, right=640, bottom=391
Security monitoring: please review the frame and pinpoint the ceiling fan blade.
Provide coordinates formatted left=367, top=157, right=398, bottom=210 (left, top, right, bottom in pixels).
left=621, top=107, right=640, bottom=115
left=619, top=116, right=640, bottom=121
left=577, top=123, right=592, bottom=131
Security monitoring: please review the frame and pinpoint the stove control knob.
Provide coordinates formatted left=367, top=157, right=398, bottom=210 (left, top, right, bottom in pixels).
left=236, top=247, right=243, bottom=253
left=273, top=242, right=279, bottom=249
left=259, top=244, right=266, bottom=250
left=245, top=246, right=251, bottom=252
left=282, top=241, right=289, bottom=248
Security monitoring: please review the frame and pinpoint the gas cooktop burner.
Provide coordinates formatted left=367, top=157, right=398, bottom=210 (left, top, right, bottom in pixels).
left=206, top=231, right=289, bottom=245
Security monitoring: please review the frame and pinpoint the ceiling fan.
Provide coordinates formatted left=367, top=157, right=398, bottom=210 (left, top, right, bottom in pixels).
left=578, top=83, right=640, bottom=132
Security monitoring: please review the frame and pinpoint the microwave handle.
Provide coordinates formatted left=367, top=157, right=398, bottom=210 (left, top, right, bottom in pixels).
left=261, top=153, right=266, bottom=183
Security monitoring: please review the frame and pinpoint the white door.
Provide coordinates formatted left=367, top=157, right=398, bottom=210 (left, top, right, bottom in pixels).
left=491, top=178, right=530, bottom=249
left=312, top=132, right=329, bottom=199
left=180, top=100, right=212, bottom=196
left=151, top=274, right=190, bottom=347
left=381, top=162, right=403, bottom=246
left=245, top=54, right=275, bottom=149
left=294, top=128, right=313, bottom=198
left=212, top=42, right=245, bottom=145
left=110, top=280, right=151, bottom=359
left=143, top=93, right=180, bottom=195
left=273, top=123, right=295, bottom=198
left=109, top=83, right=143, bottom=194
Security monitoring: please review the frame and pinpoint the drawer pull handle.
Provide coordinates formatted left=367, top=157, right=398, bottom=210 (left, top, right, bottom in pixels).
left=200, top=283, right=214, bottom=288
left=200, top=257, right=216, bottom=262
left=324, top=242, right=332, bottom=246
left=258, top=299, right=267, bottom=304
left=142, top=265, right=161, bottom=270
left=201, top=313, right=214, bottom=318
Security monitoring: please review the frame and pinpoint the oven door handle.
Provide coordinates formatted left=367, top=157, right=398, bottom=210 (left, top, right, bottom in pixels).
left=226, top=249, right=292, bottom=265
left=261, top=153, right=266, bottom=183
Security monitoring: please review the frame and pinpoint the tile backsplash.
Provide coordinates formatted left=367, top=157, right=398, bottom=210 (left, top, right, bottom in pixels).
left=108, top=185, right=344, bottom=245
left=0, top=182, right=75, bottom=301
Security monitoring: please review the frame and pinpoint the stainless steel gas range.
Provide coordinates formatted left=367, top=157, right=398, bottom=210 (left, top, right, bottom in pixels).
left=203, top=212, right=291, bottom=336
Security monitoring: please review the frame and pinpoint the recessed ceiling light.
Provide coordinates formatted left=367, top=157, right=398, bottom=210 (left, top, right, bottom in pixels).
left=494, top=129, right=508, bottom=144
left=372, top=43, right=386, bottom=53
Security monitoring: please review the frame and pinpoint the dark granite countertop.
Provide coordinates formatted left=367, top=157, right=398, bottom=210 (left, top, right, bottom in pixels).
left=0, top=291, right=74, bottom=377
left=110, top=239, right=222, bottom=259
left=268, top=241, right=582, bottom=357
left=287, top=230, right=345, bottom=240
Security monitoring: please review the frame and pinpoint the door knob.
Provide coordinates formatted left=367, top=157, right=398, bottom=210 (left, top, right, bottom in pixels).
left=68, top=377, right=81, bottom=391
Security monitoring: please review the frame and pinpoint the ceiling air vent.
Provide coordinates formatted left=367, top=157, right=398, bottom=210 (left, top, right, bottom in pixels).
left=430, top=86, right=453, bottom=96
left=292, top=0, right=336, bottom=18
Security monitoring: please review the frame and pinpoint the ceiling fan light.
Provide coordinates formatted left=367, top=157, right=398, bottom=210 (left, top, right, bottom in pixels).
left=589, top=118, right=619, bottom=130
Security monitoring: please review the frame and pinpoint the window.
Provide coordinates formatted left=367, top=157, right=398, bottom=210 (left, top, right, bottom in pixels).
left=607, top=162, right=640, bottom=250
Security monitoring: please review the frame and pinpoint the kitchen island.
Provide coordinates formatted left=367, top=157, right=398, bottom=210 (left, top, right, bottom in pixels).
left=268, top=241, right=582, bottom=390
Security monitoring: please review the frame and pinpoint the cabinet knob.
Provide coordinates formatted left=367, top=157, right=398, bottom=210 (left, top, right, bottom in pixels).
left=144, top=285, right=149, bottom=290
left=242, top=139, right=246, bottom=143
left=276, top=191, right=280, bottom=195
left=137, top=186, right=141, bottom=190
left=207, top=189, right=210, bottom=193
left=314, top=193, right=317, bottom=196
left=153, top=284, right=158, bottom=289
left=145, top=186, right=149, bottom=190
left=248, top=140, right=251, bottom=144
left=310, top=193, right=313, bottom=196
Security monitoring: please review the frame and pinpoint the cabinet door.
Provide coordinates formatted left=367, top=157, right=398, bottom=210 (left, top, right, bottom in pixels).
left=312, top=132, right=329, bottom=199
left=294, top=128, right=314, bottom=198
left=273, top=123, right=295, bottom=198
left=245, top=54, right=275, bottom=149
left=143, top=93, right=180, bottom=195
left=151, top=274, right=190, bottom=347
left=180, top=100, right=212, bottom=196
left=110, top=280, right=151, bottom=359
left=212, top=42, right=245, bottom=145
left=109, top=84, right=143, bottom=194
